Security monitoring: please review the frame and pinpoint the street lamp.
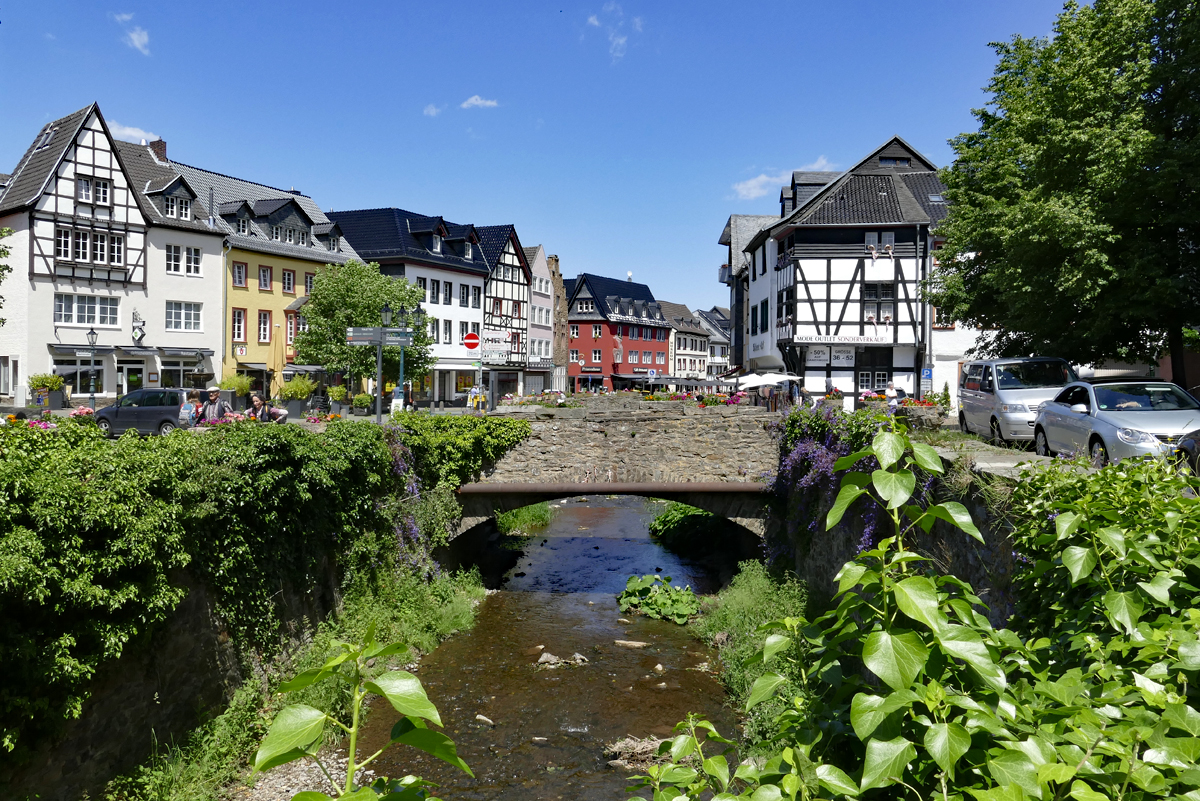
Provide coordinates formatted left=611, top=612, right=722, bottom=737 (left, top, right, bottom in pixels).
left=381, top=302, right=393, bottom=327
left=86, top=327, right=98, bottom=412
left=374, top=303, right=392, bottom=424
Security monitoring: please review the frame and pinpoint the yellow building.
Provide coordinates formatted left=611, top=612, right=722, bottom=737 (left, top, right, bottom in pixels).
left=168, top=162, right=356, bottom=394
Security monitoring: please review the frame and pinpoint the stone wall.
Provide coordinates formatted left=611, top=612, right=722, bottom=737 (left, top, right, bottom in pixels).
left=483, top=404, right=779, bottom=484
left=3, top=562, right=340, bottom=801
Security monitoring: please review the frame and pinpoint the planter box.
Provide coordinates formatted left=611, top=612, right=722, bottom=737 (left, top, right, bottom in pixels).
left=352, top=406, right=369, bottom=416
left=286, top=399, right=306, bottom=419
left=49, top=391, right=64, bottom=410
left=896, top=406, right=945, bottom=431
left=330, top=401, right=343, bottom=416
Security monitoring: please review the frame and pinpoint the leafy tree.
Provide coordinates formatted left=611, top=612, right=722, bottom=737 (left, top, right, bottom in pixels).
left=929, top=0, right=1178, bottom=372
left=0, top=227, right=13, bottom=328
left=294, top=260, right=434, bottom=386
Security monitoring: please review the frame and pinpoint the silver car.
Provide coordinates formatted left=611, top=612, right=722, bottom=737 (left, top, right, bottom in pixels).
left=959, top=358, right=1077, bottom=443
left=1033, top=380, right=1200, bottom=465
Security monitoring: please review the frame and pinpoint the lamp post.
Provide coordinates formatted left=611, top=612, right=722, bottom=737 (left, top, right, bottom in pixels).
left=375, top=303, right=392, bottom=424
left=86, top=327, right=98, bottom=411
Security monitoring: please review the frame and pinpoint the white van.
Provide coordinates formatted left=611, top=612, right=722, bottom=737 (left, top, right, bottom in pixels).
left=958, top=358, right=1078, bottom=443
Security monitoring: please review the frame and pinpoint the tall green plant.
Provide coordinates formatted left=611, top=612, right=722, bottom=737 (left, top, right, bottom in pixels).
left=252, top=624, right=470, bottom=799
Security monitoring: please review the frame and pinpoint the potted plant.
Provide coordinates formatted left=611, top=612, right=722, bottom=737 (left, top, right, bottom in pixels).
left=28, top=373, right=65, bottom=410
left=352, top=392, right=373, bottom=416
left=219, top=374, right=253, bottom=411
left=327, top=384, right=348, bottom=415
left=278, top=375, right=316, bottom=420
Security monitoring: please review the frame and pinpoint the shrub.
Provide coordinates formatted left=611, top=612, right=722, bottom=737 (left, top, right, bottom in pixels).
left=327, top=384, right=349, bottom=403
left=388, top=412, right=531, bottom=487
left=647, top=502, right=739, bottom=558
left=217, top=374, right=252, bottom=397
left=495, top=502, right=553, bottom=535
left=26, top=373, right=64, bottom=391
left=352, top=392, right=373, bottom=409
left=616, top=574, right=700, bottom=624
left=277, top=375, right=316, bottom=400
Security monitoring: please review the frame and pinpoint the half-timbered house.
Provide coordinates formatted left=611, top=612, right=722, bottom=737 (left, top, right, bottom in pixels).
left=330, top=208, right=490, bottom=405
left=741, top=137, right=973, bottom=398
left=478, top=225, right=531, bottom=397
left=0, top=104, right=155, bottom=403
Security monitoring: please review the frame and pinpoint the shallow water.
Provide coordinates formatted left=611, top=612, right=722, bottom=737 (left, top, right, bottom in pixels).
left=357, top=495, right=737, bottom=800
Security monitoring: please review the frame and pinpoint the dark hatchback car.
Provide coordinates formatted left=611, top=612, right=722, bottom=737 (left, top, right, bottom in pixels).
left=95, top=388, right=192, bottom=436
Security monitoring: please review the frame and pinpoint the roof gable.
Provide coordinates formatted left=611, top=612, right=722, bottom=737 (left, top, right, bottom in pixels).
left=327, top=207, right=489, bottom=274
left=0, top=104, right=95, bottom=214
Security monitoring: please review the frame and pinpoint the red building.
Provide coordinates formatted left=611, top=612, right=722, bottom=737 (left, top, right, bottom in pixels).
left=564, top=273, right=671, bottom=391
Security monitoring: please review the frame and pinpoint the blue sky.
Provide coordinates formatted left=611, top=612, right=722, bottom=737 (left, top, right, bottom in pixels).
left=1, top=1, right=1064, bottom=311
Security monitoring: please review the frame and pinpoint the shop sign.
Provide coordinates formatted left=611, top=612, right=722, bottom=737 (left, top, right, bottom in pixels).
left=236, top=346, right=247, bottom=356
left=806, top=345, right=830, bottom=367
left=581, top=366, right=602, bottom=373
left=831, top=346, right=855, bottom=367
left=632, top=367, right=648, bottom=373
left=795, top=335, right=891, bottom=344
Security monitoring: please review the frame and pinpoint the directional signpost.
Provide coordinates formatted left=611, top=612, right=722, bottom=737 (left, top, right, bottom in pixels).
left=347, top=321, right=419, bottom=423
left=920, top=366, right=933, bottom=396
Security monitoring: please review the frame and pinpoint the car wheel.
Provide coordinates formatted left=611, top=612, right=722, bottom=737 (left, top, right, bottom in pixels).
left=1035, top=427, right=1053, bottom=457
left=97, top=418, right=112, bottom=436
left=159, top=421, right=176, bottom=436
left=990, top=418, right=1006, bottom=446
left=959, top=413, right=969, bottom=434
left=1089, top=438, right=1109, bottom=468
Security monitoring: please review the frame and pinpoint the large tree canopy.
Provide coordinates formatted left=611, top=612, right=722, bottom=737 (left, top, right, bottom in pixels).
left=928, top=0, right=1200, bottom=374
left=294, top=260, right=434, bottom=384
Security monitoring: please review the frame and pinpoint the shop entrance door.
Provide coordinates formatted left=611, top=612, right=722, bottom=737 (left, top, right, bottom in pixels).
left=854, top=347, right=892, bottom=397
left=117, top=363, right=144, bottom=395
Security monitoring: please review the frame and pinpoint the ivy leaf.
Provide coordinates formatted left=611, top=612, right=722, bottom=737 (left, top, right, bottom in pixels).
left=1037, top=762, right=1077, bottom=785
left=893, top=576, right=947, bottom=633
left=1178, top=640, right=1200, bottom=671
left=827, top=484, right=866, bottom=528
left=1055, top=511, right=1082, bottom=540
left=872, top=468, right=916, bottom=509
left=816, top=764, right=860, bottom=796
left=1137, top=573, right=1176, bottom=606
left=1165, top=702, right=1200, bottom=735
left=873, top=431, right=906, bottom=469
left=987, top=750, right=1039, bottom=797
left=252, top=704, right=326, bottom=773
left=928, top=502, right=984, bottom=542
left=909, top=442, right=945, bottom=473
left=1061, top=546, right=1098, bottom=585
left=851, top=690, right=920, bottom=739
left=862, top=630, right=929, bottom=691
left=859, top=736, right=916, bottom=792
left=389, top=718, right=473, bottom=776
left=1069, top=780, right=1110, bottom=801
left=936, top=624, right=1006, bottom=693
left=924, top=722, right=971, bottom=778
left=746, top=672, right=787, bottom=711
left=1096, top=526, right=1127, bottom=558
left=762, top=633, right=790, bottom=664
left=1102, top=590, right=1144, bottom=635
left=364, top=671, right=443, bottom=726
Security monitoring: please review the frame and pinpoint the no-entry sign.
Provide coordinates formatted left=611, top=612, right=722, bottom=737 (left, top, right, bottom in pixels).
left=464, top=332, right=480, bottom=350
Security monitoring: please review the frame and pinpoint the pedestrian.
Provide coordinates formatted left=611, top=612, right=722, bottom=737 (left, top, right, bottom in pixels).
left=247, top=392, right=287, bottom=423
left=825, top=375, right=834, bottom=395
left=885, top=381, right=899, bottom=409
left=186, top=390, right=201, bottom=426
left=196, top=386, right=233, bottom=423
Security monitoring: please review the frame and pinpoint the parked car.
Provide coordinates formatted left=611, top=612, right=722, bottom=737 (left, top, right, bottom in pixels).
left=1033, top=379, right=1200, bottom=465
left=94, top=388, right=193, bottom=436
left=958, top=357, right=1077, bottom=443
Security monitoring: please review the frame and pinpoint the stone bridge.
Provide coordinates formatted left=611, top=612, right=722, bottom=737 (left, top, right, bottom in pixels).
left=455, top=403, right=780, bottom=536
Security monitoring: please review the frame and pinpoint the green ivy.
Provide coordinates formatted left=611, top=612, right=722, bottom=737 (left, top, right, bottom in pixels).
left=388, top=412, right=531, bottom=488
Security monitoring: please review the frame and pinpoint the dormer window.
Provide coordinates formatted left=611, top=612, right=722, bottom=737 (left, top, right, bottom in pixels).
left=464, top=242, right=472, bottom=259
left=881, top=232, right=895, bottom=249
left=272, top=226, right=282, bottom=241
left=879, top=157, right=910, bottom=167
left=432, top=234, right=442, bottom=254
left=237, top=218, right=250, bottom=235
left=865, top=232, right=878, bottom=251
left=328, top=235, right=338, bottom=252
left=299, top=230, right=308, bottom=247
left=179, top=199, right=191, bottom=221
left=285, top=228, right=295, bottom=245
left=164, top=196, right=177, bottom=217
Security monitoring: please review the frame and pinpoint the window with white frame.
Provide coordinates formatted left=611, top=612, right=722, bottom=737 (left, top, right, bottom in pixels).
left=569, top=349, right=579, bottom=363
left=272, top=226, right=282, bottom=241
left=73, top=230, right=89, bottom=261
left=77, top=178, right=92, bottom=203
left=443, top=282, right=452, bottom=305
left=591, top=349, right=601, bottom=363
left=471, top=322, right=479, bottom=336
left=416, top=277, right=427, bottom=301
left=165, top=301, right=201, bottom=330
left=299, top=230, right=308, bottom=246
left=592, top=324, right=602, bottom=338
left=232, top=309, right=246, bottom=342
left=179, top=199, right=191, bottom=220
left=233, top=262, right=247, bottom=287
left=56, top=229, right=70, bottom=259
left=428, top=318, right=439, bottom=342
left=471, top=285, right=481, bottom=308
left=443, top=319, right=452, bottom=343
left=629, top=350, right=639, bottom=364
left=110, top=235, right=123, bottom=265
left=91, top=233, right=106, bottom=264
left=282, top=270, right=295, bottom=293
left=186, top=247, right=202, bottom=275
left=460, top=284, right=469, bottom=307
left=74, top=296, right=96, bottom=324
left=298, top=315, right=308, bottom=333
left=285, top=228, right=295, bottom=244
left=259, top=266, right=271, bottom=290
left=165, top=245, right=182, bottom=273
left=460, top=321, right=468, bottom=342
left=429, top=279, right=440, bottom=304
left=432, top=234, right=442, bottom=253
left=305, top=273, right=314, bottom=294
left=54, top=294, right=73, bottom=323
left=328, top=235, right=338, bottom=252
left=577, top=299, right=594, bottom=313
left=164, top=196, right=177, bottom=217
left=237, top=218, right=250, bottom=234
left=258, top=311, right=271, bottom=342
left=642, top=350, right=652, bottom=363
left=287, top=314, right=295, bottom=344
left=98, top=297, right=118, bottom=325
left=94, top=179, right=109, bottom=205
left=570, top=324, right=579, bottom=338
left=656, top=352, right=665, bottom=364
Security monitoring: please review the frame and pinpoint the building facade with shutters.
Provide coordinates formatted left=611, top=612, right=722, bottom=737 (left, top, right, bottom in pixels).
left=524, top=244, right=555, bottom=394
left=565, top=273, right=669, bottom=392
left=696, top=306, right=731, bottom=378
left=329, top=208, right=490, bottom=405
left=658, top=301, right=711, bottom=384
left=0, top=103, right=226, bottom=404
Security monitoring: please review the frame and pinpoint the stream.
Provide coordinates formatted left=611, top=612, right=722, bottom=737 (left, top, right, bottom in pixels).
left=357, top=495, right=739, bottom=800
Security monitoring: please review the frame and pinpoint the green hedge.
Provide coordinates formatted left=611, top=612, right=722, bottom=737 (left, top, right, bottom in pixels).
left=388, top=411, right=531, bottom=487
left=0, top=420, right=398, bottom=760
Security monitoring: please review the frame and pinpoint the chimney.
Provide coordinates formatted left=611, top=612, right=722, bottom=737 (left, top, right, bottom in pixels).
left=148, top=139, right=167, bottom=161
left=627, top=271, right=633, bottom=282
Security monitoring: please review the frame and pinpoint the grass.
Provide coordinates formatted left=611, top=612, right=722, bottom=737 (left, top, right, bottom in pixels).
left=99, top=569, right=486, bottom=801
left=495, top=501, right=554, bottom=535
left=691, top=561, right=808, bottom=750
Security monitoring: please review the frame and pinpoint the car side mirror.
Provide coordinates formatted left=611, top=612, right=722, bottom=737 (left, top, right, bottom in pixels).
left=1070, top=403, right=1089, bottom=414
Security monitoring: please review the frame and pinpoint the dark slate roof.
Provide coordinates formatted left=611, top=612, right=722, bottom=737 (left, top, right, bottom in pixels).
left=658, top=301, right=709, bottom=335
left=695, top=308, right=730, bottom=343
left=563, top=277, right=575, bottom=298
left=800, top=174, right=905, bottom=225
left=570, top=272, right=666, bottom=323
left=0, top=103, right=94, bottom=215
left=0, top=173, right=10, bottom=185
left=445, top=223, right=475, bottom=241
left=476, top=224, right=521, bottom=269
left=792, top=170, right=842, bottom=186
left=718, top=214, right=778, bottom=274
left=901, top=172, right=949, bottom=226
left=327, top=208, right=489, bottom=275
left=522, top=246, right=539, bottom=265
left=252, top=197, right=299, bottom=218
left=285, top=296, right=309, bottom=311
left=312, top=222, right=337, bottom=236
left=113, top=140, right=217, bottom=233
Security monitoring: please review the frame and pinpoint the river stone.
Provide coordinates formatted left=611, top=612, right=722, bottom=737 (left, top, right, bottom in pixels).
left=617, top=618, right=631, bottom=624
left=475, top=714, right=495, bottom=726
left=571, top=653, right=589, bottom=664
left=614, top=640, right=650, bottom=648
left=537, top=652, right=561, bottom=664
left=654, top=664, right=664, bottom=674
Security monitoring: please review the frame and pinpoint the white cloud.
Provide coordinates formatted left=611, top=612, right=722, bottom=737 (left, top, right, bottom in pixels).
left=123, top=25, right=150, bottom=55
left=632, top=16, right=643, bottom=32
left=587, top=4, right=640, bottom=63
left=45, top=32, right=56, bottom=40
left=602, top=1, right=622, bottom=14
left=731, top=156, right=839, bottom=201
left=423, top=104, right=444, bottom=117
left=109, top=122, right=159, bottom=143
left=460, top=95, right=498, bottom=109
left=587, top=14, right=600, bottom=26
left=609, top=32, right=627, bottom=59
left=112, top=12, right=133, bottom=22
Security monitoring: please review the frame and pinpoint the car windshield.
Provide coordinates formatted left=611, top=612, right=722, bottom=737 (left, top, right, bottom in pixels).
left=1094, top=383, right=1200, bottom=412
left=994, top=361, right=1076, bottom=389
